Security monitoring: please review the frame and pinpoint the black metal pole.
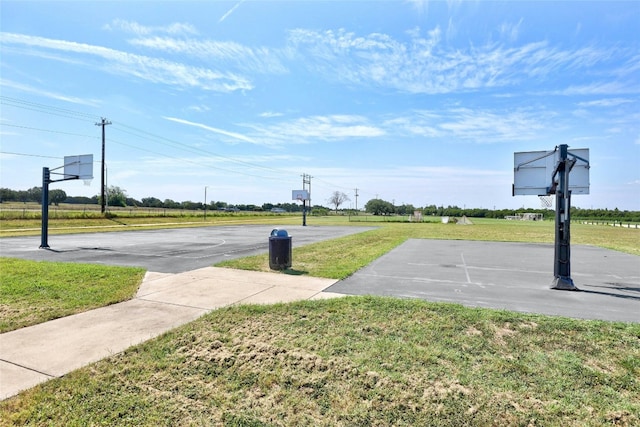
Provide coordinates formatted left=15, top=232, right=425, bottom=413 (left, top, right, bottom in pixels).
left=302, top=200, right=307, bottom=226
left=551, top=144, right=577, bottom=290
left=101, top=121, right=106, bottom=213
left=40, top=167, right=50, bottom=249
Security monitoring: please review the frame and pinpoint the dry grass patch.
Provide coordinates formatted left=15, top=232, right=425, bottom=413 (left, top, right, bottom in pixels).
left=3, top=297, right=638, bottom=426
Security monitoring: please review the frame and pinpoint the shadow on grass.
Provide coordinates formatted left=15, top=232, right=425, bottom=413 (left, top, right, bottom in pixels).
left=108, top=218, right=128, bottom=225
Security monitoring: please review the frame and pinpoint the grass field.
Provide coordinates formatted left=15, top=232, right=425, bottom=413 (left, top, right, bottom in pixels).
left=1, top=216, right=638, bottom=425
left=0, top=258, right=145, bottom=333
left=2, top=298, right=638, bottom=426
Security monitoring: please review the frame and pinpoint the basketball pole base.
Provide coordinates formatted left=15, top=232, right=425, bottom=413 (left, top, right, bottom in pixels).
left=551, top=276, right=579, bottom=291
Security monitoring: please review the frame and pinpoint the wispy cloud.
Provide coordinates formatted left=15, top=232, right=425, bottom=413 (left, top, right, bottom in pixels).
left=103, top=19, right=198, bottom=36
left=498, top=18, right=523, bottom=43
left=386, top=108, right=550, bottom=143
left=218, top=0, right=246, bottom=23
left=558, top=81, right=634, bottom=96
left=0, top=32, right=252, bottom=93
left=437, top=108, right=547, bottom=142
left=128, top=37, right=287, bottom=74
left=247, top=115, right=385, bottom=145
left=259, top=111, right=284, bottom=118
left=220, top=108, right=553, bottom=147
left=406, top=0, right=429, bottom=17
left=577, top=98, right=634, bottom=108
left=287, top=28, right=624, bottom=95
left=164, top=117, right=256, bottom=144
left=1, top=79, right=102, bottom=107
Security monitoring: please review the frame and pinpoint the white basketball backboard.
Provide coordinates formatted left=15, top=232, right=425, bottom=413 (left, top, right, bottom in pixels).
left=292, top=190, right=309, bottom=201
left=513, top=148, right=589, bottom=196
left=64, top=154, right=93, bottom=180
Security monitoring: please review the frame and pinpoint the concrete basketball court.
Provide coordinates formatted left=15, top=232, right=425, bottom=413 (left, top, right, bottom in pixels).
left=0, top=225, right=375, bottom=273
left=326, top=239, right=640, bottom=323
left=2, top=226, right=637, bottom=323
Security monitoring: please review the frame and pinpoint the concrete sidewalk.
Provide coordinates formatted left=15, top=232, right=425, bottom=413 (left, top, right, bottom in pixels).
left=0, top=267, right=343, bottom=400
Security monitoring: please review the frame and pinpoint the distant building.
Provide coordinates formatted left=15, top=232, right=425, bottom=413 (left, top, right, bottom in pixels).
left=504, top=213, right=544, bottom=221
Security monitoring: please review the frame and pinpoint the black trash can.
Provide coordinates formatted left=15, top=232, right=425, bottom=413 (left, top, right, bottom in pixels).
left=269, top=229, right=292, bottom=270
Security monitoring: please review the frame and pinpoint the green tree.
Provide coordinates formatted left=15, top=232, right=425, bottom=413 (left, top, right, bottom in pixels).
left=49, top=189, right=67, bottom=206
left=0, top=188, right=17, bottom=202
left=26, top=186, right=42, bottom=203
left=163, top=199, right=180, bottom=209
left=141, top=197, right=163, bottom=207
left=107, top=186, right=127, bottom=207
left=365, top=199, right=394, bottom=215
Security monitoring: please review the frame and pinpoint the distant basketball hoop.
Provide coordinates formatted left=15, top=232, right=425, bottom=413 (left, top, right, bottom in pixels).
left=292, top=190, right=309, bottom=202
left=83, top=179, right=93, bottom=186
left=292, top=189, right=310, bottom=226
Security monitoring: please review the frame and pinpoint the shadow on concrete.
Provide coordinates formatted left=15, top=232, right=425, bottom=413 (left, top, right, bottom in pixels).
left=282, top=268, right=309, bottom=276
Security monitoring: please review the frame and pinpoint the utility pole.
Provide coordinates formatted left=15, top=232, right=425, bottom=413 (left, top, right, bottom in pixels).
left=301, top=173, right=312, bottom=226
left=302, top=173, right=312, bottom=207
left=354, top=188, right=359, bottom=212
left=95, top=118, right=111, bottom=213
left=204, top=186, right=209, bottom=221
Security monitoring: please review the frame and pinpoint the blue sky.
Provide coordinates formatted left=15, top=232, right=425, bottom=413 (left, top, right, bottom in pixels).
left=1, top=1, right=639, bottom=210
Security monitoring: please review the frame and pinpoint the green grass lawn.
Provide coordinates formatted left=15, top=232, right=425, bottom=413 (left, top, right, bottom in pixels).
left=0, top=258, right=145, bottom=333
left=2, top=298, right=638, bottom=426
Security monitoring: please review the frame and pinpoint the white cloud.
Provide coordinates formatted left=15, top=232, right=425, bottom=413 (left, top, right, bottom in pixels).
left=164, top=117, right=256, bottom=144
left=498, top=18, right=523, bottom=43
left=218, top=0, right=246, bottom=23
left=187, top=105, right=211, bottom=113
left=128, top=37, right=287, bottom=74
left=0, top=32, right=252, bottom=93
left=389, top=108, right=550, bottom=143
left=259, top=111, right=284, bottom=118
left=103, top=19, right=198, bottom=36
left=406, top=0, right=429, bottom=16
left=577, top=98, right=634, bottom=108
left=247, top=115, right=385, bottom=145
left=1, top=79, right=102, bottom=107
left=558, top=81, right=635, bottom=96
left=286, top=28, right=622, bottom=95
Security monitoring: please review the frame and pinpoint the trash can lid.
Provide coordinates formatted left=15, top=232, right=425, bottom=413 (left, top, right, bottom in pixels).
left=271, top=229, right=289, bottom=237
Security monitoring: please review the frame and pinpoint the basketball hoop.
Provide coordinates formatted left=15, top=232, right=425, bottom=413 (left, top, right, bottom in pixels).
left=539, top=195, right=553, bottom=208
left=83, top=179, right=93, bottom=187
left=292, top=190, right=309, bottom=202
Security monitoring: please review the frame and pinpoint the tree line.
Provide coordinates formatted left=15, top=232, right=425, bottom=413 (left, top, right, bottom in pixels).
left=0, top=186, right=308, bottom=213
left=1, top=187, right=638, bottom=221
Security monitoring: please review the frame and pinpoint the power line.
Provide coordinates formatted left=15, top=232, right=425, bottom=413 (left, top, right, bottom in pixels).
left=0, top=96, right=100, bottom=122
left=0, top=121, right=283, bottom=180
left=111, top=122, right=292, bottom=176
left=2, top=96, right=373, bottom=196
left=3, top=96, right=294, bottom=179
left=0, top=123, right=99, bottom=139
left=0, top=151, right=63, bottom=160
